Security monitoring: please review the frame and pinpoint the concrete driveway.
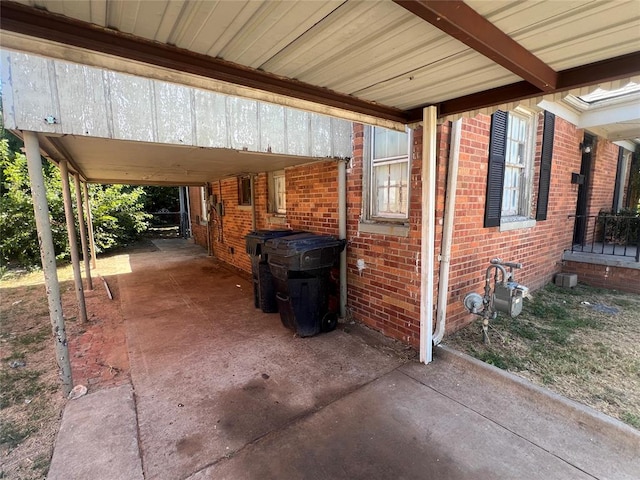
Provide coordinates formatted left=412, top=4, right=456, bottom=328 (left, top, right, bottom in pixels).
left=48, top=239, right=640, bottom=480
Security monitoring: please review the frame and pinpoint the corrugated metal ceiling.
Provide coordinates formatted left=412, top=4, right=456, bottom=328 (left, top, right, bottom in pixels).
left=11, top=0, right=639, bottom=112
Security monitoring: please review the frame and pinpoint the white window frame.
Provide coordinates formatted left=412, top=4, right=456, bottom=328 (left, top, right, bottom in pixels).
left=500, top=108, right=537, bottom=229
left=200, top=186, right=208, bottom=225
left=365, top=127, right=412, bottom=220
left=268, top=170, right=286, bottom=215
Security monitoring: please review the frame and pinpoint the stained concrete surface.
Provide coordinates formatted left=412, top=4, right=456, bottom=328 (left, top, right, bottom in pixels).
left=48, top=239, right=640, bottom=480
left=47, top=384, right=143, bottom=480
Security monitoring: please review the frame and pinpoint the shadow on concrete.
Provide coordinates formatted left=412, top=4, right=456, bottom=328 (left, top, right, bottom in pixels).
left=48, top=238, right=640, bottom=480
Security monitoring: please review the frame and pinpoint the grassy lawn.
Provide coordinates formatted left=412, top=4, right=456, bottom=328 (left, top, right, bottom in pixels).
left=445, top=283, right=640, bottom=429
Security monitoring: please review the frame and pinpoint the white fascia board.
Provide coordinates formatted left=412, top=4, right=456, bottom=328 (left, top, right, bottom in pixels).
left=537, top=99, right=580, bottom=126
left=579, top=102, right=640, bottom=129
left=613, top=140, right=637, bottom=152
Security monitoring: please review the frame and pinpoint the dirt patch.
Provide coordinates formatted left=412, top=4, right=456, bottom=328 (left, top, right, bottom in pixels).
left=445, top=283, right=640, bottom=429
left=0, top=272, right=130, bottom=478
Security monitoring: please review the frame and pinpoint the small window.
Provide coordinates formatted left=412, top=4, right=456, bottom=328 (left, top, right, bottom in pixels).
left=200, top=186, right=208, bottom=224
left=485, top=109, right=539, bottom=229
left=238, top=175, right=252, bottom=206
left=502, top=112, right=531, bottom=217
left=269, top=170, right=286, bottom=214
left=368, top=127, right=411, bottom=221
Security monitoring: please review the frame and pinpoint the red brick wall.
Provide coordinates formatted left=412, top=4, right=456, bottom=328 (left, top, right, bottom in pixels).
left=439, top=114, right=583, bottom=334
left=586, top=141, right=620, bottom=217
left=562, top=261, right=640, bottom=294
left=186, top=112, right=624, bottom=348
left=188, top=186, right=208, bottom=249
left=345, top=124, right=425, bottom=347
left=286, top=161, right=340, bottom=235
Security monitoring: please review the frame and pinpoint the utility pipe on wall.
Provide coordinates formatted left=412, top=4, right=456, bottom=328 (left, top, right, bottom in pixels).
left=73, top=173, right=92, bottom=291
left=338, top=158, right=347, bottom=319
left=82, top=181, right=97, bottom=269
left=250, top=174, right=257, bottom=231
left=420, top=106, right=438, bottom=364
left=433, top=119, right=462, bottom=345
left=184, top=186, right=192, bottom=238
left=24, top=131, right=73, bottom=395
left=60, top=160, right=88, bottom=323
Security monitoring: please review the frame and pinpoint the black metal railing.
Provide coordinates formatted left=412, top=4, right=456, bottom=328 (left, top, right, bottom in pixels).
left=568, top=214, right=640, bottom=262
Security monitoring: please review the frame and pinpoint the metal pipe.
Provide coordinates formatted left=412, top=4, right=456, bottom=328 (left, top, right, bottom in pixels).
left=338, top=158, right=347, bottom=319
left=206, top=183, right=213, bottom=256
left=250, top=174, right=257, bottom=231
left=23, top=131, right=73, bottom=396
left=433, top=119, right=462, bottom=346
left=82, top=181, right=97, bottom=269
left=60, top=160, right=88, bottom=323
left=185, top=186, right=192, bottom=238
left=420, top=106, right=438, bottom=364
left=73, top=173, right=92, bottom=290
left=178, top=186, right=185, bottom=237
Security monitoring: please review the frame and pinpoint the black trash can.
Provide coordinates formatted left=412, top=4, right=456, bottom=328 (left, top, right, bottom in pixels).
left=245, top=230, right=303, bottom=313
left=265, top=233, right=346, bottom=336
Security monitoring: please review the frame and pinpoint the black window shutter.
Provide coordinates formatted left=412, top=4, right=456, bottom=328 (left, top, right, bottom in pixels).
left=535, top=111, right=555, bottom=221
left=484, top=111, right=508, bottom=228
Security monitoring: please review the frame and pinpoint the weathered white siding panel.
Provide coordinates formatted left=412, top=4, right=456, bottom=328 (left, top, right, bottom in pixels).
left=286, top=110, right=310, bottom=157
left=9, top=53, right=59, bottom=133
left=228, top=97, right=258, bottom=151
left=194, top=90, right=227, bottom=148
left=154, top=81, right=194, bottom=145
left=0, top=51, right=17, bottom=129
left=332, top=118, right=352, bottom=158
left=55, top=62, right=110, bottom=137
left=258, top=103, right=286, bottom=154
left=311, top=115, right=331, bottom=158
left=108, top=71, right=155, bottom=142
left=2, top=52, right=352, bottom=159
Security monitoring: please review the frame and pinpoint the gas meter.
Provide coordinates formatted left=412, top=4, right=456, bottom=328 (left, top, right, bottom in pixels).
left=463, top=258, right=528, bottom=343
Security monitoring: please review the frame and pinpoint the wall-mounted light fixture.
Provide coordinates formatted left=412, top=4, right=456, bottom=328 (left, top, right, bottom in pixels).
left=579, top=142, right=592, bottom=154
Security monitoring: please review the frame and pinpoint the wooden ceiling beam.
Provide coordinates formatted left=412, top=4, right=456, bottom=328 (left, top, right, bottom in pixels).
left=393, top=0, right=558, bottom=92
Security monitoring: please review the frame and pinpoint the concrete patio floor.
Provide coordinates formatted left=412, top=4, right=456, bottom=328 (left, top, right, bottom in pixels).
left=48, top=239, right=640, bottom=480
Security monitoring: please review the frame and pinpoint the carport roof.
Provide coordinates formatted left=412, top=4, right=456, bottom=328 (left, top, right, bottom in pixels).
left=1, top=0, right=639, bottom=185
left=2, top=0, right=639, bottom=127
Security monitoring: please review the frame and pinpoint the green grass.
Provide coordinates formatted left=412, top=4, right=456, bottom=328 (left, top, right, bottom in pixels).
left=620, top=412, right=640, bottom=429
left=445, top=282, right=640, bottom=430
left=15, top=327, right=49, bottom=349
left=0, top=368, right=45, bottom=409
left=0, top=419, right=35, bottom=450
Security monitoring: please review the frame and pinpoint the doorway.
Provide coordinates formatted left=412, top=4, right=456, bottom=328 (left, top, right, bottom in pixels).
left=573, top=133, right=595, bottom=245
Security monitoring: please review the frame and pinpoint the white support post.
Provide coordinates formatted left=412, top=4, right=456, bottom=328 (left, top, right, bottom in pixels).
left=23, top=131, right=74, bottom=396
left=338, top=158, right=347, bottom=319
left=82, top=181, right=98, bottom=269
left=73, top=173, right=93, bottom=290
left=420, top=106, right=438, bottom=364
left=59, top=160, right=88, bottom=323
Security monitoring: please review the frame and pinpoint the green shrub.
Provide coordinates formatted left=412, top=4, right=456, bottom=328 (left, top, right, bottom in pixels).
left=0, top=136, right=151, bottom=268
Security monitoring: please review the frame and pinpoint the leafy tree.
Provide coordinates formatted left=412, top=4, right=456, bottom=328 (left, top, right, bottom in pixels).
left=0, top=130, right=151, bottom=269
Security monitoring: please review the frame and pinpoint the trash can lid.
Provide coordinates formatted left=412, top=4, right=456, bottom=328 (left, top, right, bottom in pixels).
left=265, top=233, right=346, bottom=254
left=245, top=229, right=303, bottom=241
left=245, top=230, right=307, bottom=256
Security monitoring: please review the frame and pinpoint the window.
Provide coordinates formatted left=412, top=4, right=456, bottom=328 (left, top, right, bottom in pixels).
left=200, top=186, right=208, bottom=224
left=368, top=126, right=410, bottom=220
left=268, top=170, right=286, bottom=214
left=238, top=175, right=252, bottom=206
left=485, top=109, right=554, bottom=229
left=502, top=112, right=531, bottom=217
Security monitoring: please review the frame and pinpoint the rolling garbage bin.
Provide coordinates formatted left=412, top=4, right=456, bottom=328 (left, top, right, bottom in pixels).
left=265, top=233, right=346, bottom=336
left=245, top=230, right=304, bottom=313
